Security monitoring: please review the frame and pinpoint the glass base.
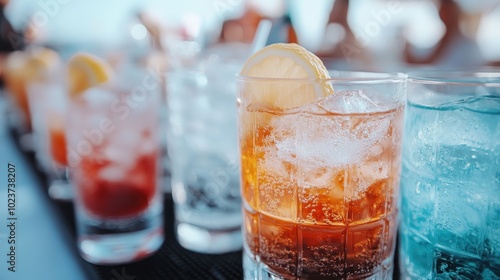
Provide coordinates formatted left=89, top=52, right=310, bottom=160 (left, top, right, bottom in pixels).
left=243, top=250, right=393, bottom=280
left=176, top=222, right=242, bottom=254
left=38, top=163, right=74, bottom=202
left=78, top=207, right=163, bottom=265
left=48, top=179, right=73, bottom=201
left=79, top=225, right=163, bottom=265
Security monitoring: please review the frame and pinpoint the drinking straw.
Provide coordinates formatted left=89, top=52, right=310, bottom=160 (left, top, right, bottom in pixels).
left=251, top=19, right=273, bottom=54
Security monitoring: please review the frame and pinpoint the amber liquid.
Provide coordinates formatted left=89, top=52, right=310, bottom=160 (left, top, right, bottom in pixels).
left=5, top=74, right=31, bottom=130
left=48, top=120, right=67, bottom=166
left=240, top=105, right=404, bottom=279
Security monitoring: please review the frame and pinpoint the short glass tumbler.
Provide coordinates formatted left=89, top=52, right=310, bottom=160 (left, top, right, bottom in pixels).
left=238, top=71, right=406, bottom=279
left=66, top=72, right=164, bottom=264
left=167, top=63, right=242, bottom=254
left=399, top=71, right=500, bottom=279
left=28, top=76, right=73, bottom=200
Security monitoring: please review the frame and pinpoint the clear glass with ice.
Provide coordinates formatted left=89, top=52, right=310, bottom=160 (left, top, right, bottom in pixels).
left=28, top=72, right=74, bottom=200
left=238, top=71, right=406, bottom=279
left=66, top=66, right=164, bottom=264
left=166, top=45, right=249, bottom=254
left=400, top=71, right=500, bottom=279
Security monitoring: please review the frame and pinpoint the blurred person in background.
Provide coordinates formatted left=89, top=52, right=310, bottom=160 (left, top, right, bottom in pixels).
left=220, top=0, right=297, bottom=45
left=220, top=3, right=263, bottom=44
left=404, top=0, right=485, bottom=69
left=316, top=0, right=372, bottom=70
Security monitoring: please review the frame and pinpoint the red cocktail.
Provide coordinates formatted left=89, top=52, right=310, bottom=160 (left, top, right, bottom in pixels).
left=66, top=53, right=163, bottom=265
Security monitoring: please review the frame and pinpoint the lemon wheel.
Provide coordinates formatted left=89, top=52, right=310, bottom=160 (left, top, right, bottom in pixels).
left=239, top=43, right=334, bottom=109
left=67, top=53, right=112, bottom=97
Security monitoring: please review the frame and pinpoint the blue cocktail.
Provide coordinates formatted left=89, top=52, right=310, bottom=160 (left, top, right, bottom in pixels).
left=400, top=71, right=500, bottom=279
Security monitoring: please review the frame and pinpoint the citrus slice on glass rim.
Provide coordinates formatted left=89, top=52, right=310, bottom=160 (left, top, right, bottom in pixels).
left=25, top=48, right=61, bottom=81
left=239, top=43, right=334, bottom=109
left=67, top=53, right=112, bottom=97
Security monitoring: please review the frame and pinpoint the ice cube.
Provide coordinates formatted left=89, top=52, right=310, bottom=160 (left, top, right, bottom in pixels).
left=99, top=164, right=126, bottom=182
left=261, top=147, right=289, bottom=176
left=269, top=115, right=350, bottom=168
left=434, top=180, right=487, bottom=257
left=300, top=166, right=337, bottom=188
left=103, top=145, right=134, bottom=164
left=350, top=161, right=389, bottom=197
left=434, top=106, right=491, bottom=148
left=317, top=89, right=380, bottom=114
left=139, top=134, right=157, bottom=155
left=103, top=132, right=141, bottom=168
left=81, top=87, right=115, bottom=105
left=434, top=249, right=482, bottom=278
left=112, top=128, right=142, bottom=150
left=269, top=109, right=390, bottom=170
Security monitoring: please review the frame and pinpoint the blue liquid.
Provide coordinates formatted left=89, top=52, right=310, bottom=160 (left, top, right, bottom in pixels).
left=400, top=95, right=500, bottom=279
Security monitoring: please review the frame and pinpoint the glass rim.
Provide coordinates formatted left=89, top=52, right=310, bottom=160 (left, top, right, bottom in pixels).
left=236, top=70, right=407, bottom=84
left=408, top=70, right=500, bottom=87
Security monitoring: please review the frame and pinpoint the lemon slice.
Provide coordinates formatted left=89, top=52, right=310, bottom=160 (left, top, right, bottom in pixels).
left=67, top=53, right=112, bottom=97
left=25, top=48, right=61, bottom=81
left=239, top=43, right=334, bottom=109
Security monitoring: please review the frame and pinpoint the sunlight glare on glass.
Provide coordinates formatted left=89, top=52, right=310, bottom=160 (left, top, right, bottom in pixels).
left=402, top=1, right=444, bottom=49
left=289, top=0, right=334, bottom=52
left=131, top=24, right=148, bottom=40
left=477, top=5, right=500, bottom=61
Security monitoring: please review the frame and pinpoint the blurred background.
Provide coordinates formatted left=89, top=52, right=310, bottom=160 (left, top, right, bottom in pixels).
left=1, top=0, right=500, bottom=73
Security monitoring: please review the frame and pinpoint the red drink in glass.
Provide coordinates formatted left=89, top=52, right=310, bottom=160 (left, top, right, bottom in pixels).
left=67, top=73, right=164, bottom=265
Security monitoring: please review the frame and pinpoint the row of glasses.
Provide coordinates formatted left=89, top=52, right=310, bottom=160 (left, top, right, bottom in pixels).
left=28, top=67, right=72, bottom=200
left=164, top=37, right=499, bottom=278
left=236, top=70, right=499, bottom=279
left=23, top=51, right=165, bottom=264
left=3, top=49, right=62, bottom=152
left=12, top=44, right=500, bottom=277
left=1, top=48, right=73, bottom=200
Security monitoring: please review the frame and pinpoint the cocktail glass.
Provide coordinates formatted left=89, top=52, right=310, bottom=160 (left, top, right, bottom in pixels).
left=399, top=71, right=500, bottom=279
left=28, top=75, right=73, bottom=200
left=4, top=51, right=32, bottom=133
left=4, top=48, right=60, bottom=150
left=167, top=45, right=249, bottom=253
left=66, top=66, right=164, bottom=264
left=238, top=71, right=406, bottom=279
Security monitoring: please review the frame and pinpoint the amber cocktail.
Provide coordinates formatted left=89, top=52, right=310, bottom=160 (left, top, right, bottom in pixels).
left=238, top=70, right=406, bottom=279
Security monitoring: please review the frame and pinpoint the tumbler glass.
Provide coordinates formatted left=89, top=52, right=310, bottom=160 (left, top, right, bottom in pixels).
left=28, top=75, right=73, bottom=200
left=167, top=45, right=249, bottom=254
left=4, top=51, right=32, bottom=133
left=238, top=71, right=406, bottom=279
left=66, top=66, right=164, bottom=264
left=400, top=71, right=500, bottom=279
